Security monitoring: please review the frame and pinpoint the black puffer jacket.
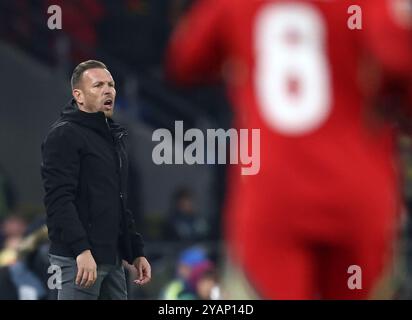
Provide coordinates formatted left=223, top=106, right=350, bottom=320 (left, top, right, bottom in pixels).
left=41, top=99, right=144, bottom=265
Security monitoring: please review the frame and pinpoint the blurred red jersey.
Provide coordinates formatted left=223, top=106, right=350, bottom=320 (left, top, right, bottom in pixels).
left=166, top=0, right=412, bottom=299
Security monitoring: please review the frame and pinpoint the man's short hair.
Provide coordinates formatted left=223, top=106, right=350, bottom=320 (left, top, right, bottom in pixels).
left=71, top=60, right=108, bottom=89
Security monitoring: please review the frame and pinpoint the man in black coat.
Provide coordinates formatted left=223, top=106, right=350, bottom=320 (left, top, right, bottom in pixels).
left=41, top=60, right=151, bottom=299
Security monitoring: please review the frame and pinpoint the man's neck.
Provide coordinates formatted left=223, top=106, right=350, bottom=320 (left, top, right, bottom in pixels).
left=76, top=102, right=96, bottom=114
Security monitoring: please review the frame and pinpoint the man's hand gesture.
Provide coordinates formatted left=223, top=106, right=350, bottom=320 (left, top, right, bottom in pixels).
left=132, top=256, right=151, bottom=285
left=76, top=250, right=97, bottom=288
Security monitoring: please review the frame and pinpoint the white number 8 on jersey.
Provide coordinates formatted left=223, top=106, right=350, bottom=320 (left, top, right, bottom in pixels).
left=255, top=3, right=332, bottom=135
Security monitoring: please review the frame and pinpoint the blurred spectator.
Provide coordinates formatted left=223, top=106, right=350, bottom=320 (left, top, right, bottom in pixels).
left=98, top=0, right=176, bottom=72
left=164, top=188, right=207, bottom=243
left=44, top=0, right=105, bottom=63
left=0, top=220, right=51, bottom=300
left=161, top=246, right=208, bottom=300
left=0, top=0, right=32, bottom=49
left=187, top=260, right=221, bottom=300
left=0, top=215, right=27, bottom=265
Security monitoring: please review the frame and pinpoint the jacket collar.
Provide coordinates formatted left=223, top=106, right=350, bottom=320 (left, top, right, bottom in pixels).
left=59, top=99, right=127, bottom=141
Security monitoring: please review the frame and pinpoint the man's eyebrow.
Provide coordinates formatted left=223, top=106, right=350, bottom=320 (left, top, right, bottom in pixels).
left=92, top=80, right=115, bottom=86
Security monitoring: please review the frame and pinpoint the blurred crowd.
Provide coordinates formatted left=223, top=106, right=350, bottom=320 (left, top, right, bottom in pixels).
left=0, top=165, right=223, bottom=299
left=0, top=0, right=180, bottom=67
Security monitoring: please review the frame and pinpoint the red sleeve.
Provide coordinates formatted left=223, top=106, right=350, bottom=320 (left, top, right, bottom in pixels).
left=362, top=0, right=412, bottom=79
left=165, top=0, right=227, bottom=85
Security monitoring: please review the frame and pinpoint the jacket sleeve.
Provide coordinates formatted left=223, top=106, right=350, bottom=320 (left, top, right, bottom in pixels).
left=125, top=209, right=145, bottom=258
left=131, top=232, right=145, bottom=258
left=41, top=124, right=91, bottom=257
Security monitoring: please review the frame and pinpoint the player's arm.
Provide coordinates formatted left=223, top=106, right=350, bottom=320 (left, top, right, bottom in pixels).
left=362, top=0, right=412, bottom=79
left=165, top=0, right=227, bottom=85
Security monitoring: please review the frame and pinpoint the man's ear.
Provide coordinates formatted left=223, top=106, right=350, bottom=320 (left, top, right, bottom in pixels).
left=72, top=88, right=83, bottom=105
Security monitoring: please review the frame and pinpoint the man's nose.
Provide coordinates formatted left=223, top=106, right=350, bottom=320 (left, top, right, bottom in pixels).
left=103, top=86, right=114, bottom=95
